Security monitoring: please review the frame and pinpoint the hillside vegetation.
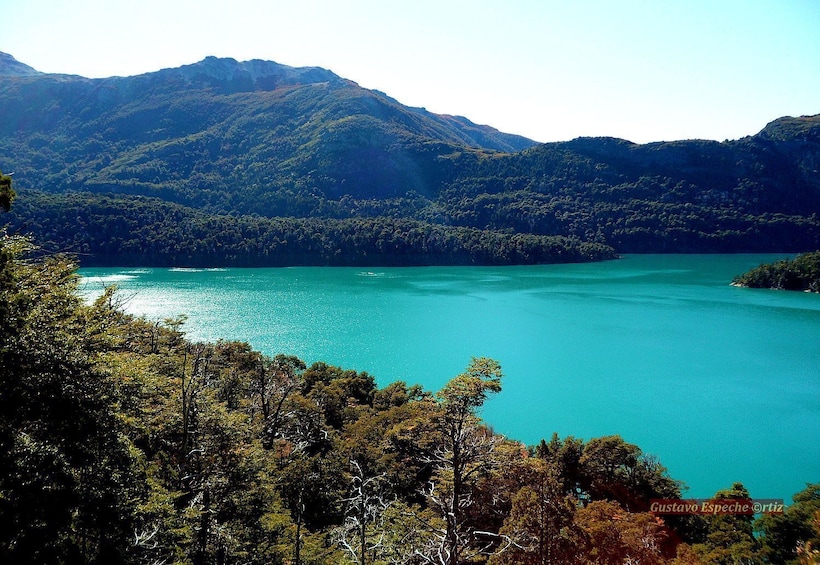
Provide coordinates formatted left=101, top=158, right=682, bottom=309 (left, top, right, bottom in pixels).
left=1, top=53, right=819, bottom=265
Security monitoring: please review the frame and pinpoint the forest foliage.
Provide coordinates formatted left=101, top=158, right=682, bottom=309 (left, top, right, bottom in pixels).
left=2, top=172, right=819, bottom=564
left=732, top=251, right=820, bottom=292
left=5, top=189, right=615, bottom=267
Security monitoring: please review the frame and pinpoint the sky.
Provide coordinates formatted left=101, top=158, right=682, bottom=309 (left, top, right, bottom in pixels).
left=2, top=0, right=819, bottom=144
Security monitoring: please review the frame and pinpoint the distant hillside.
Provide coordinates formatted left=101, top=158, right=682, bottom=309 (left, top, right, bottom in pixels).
left=1, top=52, right=818, bottom=265
left=433, top=116, right=820, bottom=252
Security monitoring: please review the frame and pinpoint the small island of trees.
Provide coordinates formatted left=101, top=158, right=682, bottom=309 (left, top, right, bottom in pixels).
left=732, top=251, right=820, bottom=292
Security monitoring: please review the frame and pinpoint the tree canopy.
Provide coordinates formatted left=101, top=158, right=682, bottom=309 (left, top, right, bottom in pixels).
left=732, top=251, right=820, bottom=292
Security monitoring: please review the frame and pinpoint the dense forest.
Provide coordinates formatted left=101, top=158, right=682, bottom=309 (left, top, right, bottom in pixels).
left=1, top=54, right=819, bottom=266
left=5, top=189, right=615, bottom=267
left=3, top=174, right=820, bottom=564
left=732, top=251, right=820, bottom=292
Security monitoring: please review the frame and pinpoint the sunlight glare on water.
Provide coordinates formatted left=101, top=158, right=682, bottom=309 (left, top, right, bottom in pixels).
left=79, top=255, right=820, bottom=501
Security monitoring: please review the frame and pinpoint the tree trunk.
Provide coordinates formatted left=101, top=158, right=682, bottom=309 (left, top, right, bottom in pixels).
left=294, top=488, right=303, bottom=565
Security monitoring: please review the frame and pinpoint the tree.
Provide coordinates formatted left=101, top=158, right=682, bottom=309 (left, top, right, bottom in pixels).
left=0, top=170, right=13, bottom=212
left=579, top=435, right=682, bottom=511
left=574, top=500, right=668, bottom=565
left=434, top=357, right=505, bottom=565
left=335, top=459, right=392, bottom=565
left=372, top=500, right=446, bottom=565
left=251, top=353, right=306, bottom=448
left=533, top=433, right=584, bottom=499
left=757, top=483, right=820, bottom=564
left=269, top=381, right=346, bottom=565
left=0, top=214, right=140, bottom=562
left=490, top=458, right=585, bottom=565
left=690, top=483, right=762, bottom=565
left=396, top=357, right=506, bottom=565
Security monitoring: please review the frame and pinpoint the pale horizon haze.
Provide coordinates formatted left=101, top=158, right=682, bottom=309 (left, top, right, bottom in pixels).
left=2, top=0, right=819, bottom=144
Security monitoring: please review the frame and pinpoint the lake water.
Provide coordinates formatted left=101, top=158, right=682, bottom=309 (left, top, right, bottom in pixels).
left=79, top=255, right=820, bottom=503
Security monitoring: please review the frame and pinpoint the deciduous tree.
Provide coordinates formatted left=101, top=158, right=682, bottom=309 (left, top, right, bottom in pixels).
left=0, top=211, right=140, bottom=562
left=490, top=458, right=585, bottom=565
left=395, top=357, right=507, bottom=565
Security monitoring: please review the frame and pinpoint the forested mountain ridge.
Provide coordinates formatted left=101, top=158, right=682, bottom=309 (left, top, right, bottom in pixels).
left=0, top=52, right=534, bottom=202
left=1, top=52, right=819, bottom=265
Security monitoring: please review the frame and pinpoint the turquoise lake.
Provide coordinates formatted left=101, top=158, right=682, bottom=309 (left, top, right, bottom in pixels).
left=79, top=254, right=820, bottom=502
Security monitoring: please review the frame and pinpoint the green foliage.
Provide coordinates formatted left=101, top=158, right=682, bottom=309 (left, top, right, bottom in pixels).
left=0, top=235, right=140, bottom=563
left=732, top=251, right=820, bottom=292
left=490, top=458, right=585, bottom=565
left=689, top=483, right=762, bottom=565
left=4, top=189, right=616, bottom=266
left=579, top=435, right=683, bottom=511
left=0, top=170, right=13, bottom=211
left=574, top=500, right=670, bottom=565
left=756, top=483, right=820, bottom=564
left=437, top=356, right=502, bottom=417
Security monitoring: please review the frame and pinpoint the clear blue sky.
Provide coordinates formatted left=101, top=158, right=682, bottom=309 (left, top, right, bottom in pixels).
left=2, top=0, right=819, bottom=144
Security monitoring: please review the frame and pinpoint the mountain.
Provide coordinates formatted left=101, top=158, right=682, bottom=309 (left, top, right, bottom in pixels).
left=0, top=52, right=41, bottom=76
left=1, top=52, right=818, bottom=265
left=0, top=53, right=534, bottom=203
left=437, top=116, right=820, bottom=252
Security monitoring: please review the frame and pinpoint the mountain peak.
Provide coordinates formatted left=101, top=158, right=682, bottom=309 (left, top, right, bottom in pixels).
left=757, top=114, right=820, bottom=142
left=167, top=55, right=342, bottom=90
left=0, top=52, right=42, bottom=77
